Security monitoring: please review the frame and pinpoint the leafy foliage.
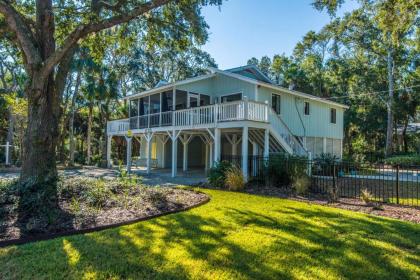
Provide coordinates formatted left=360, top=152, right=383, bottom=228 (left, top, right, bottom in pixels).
left=383, top=154, right=420, bottom=166
left=208, top=161, right=233, bottom=188
left=266, top=154, right=308, bottom=187
left=225, top=166, right=245, bottom=191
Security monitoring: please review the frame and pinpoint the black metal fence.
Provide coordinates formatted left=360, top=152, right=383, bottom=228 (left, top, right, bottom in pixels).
left=220, top=154, right=420, bottom=207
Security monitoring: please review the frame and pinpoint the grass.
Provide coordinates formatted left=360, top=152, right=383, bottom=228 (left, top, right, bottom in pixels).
left=0, top=188, right=419, bottom=280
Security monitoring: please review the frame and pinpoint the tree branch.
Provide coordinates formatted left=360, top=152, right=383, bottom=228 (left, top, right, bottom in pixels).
left=41, top=0, right=173, bottom=80
left=0, top=1, right=41, bottom=69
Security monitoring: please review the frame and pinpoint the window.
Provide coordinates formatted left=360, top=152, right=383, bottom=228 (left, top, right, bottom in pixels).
left=161, top=90, right=173, bottom=112
left=175, top=90, right=187, bottom=110
left=200, top=94, right=211, bottom=106
left=149, top=93, right=160, bottom=114
left=139, top=97, right=149, bottom=115
left=304, top=102, right=310, bottom=115
left=221, top=93, right=242, bottom=103
left=272, top=94, right=281, bottom=114
left=330, top=108, right=337, bottom=124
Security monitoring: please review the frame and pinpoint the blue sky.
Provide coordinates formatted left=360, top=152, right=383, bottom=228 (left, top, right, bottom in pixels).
left=202, top=0, right=359, bottom=69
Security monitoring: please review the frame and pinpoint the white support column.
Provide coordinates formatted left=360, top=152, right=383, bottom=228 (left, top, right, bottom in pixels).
left=264, top=129, right=269, bottom=158
left=323, top=137, right=327, bottom=154
left=252, top=141, right=258, bottom=176
left=170, top=130, right=181, bottom=178
left=232, top=135, right=238, bottom=156
left=145, top=132, right=154, bottom=174
left=242, top=126, right=249, bottom=181
left=214, top=128, right=221, bottom=163
left=179, top=134, right=193, bottom=172
left=146, top=138, right=151, bottom=174
left=205, top=143, right=209, bottom=171
left=5, top=141, right=10, bottom=166
left=106, top=136, right=112, bottom=168
left=159, top=135, right=169, bottom=168
left=183, top=141, right=188, bottom=172
left=125, top=136, right=132, bottom=173
left=209, top=142, right=214, bottom=167
left=307, top=152, right=313, bottom=176
left=226, top=134, right=241, bottom=157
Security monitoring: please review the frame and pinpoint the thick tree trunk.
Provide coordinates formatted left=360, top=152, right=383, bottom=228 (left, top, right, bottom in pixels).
left=86, top=104, right=93, bottom=165
left=69, top=71, right=81, bottom=166
left=20, top=76, right=60, bottom=184
left=385, top=47, right=394, bottom=156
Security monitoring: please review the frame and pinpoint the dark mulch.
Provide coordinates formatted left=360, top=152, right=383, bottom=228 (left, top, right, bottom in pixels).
left=245, top=185, right=420, bottom=224
left=0, top=177, right=208, bottom=244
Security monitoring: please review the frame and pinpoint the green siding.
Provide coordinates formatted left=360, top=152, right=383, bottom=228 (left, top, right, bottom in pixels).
left=177, top=74, right=256, bottom=100
left=177, top=77, right=214, bottom=95
left=212, top=74, right=256, bottom=100
left=258, top=86, right=344, bottom=139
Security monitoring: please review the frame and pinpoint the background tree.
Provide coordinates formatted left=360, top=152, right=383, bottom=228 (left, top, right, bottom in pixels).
left=0, top=0, right=222, bottom=186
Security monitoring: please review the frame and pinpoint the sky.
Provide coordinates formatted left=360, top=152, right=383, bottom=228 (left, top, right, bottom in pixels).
left=201, top=0, right=359, bottom=69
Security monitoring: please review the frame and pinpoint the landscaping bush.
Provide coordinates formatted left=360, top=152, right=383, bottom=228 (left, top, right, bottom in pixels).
left=361, top=188, right=373, bottom=204
left=225, top=167, right=245, bottom=191
left=383, top=154, right=420, bottom=166
left=266, top=154, right=307, bottom=187
left=293, top=175, right=311, bottom=195
left=208, top=161, right=233, bottom=188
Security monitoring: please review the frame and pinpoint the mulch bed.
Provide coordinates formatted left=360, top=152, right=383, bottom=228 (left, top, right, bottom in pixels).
left=0, top=181, right=209, bottom=246
left=245, top=185, right=420, bottom=224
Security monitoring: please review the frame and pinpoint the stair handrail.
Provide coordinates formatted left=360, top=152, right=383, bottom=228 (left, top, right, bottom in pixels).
left=268, top=107, right=308, bottom=156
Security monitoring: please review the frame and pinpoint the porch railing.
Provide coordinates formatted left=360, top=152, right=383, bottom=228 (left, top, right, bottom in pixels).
left=108, top=100, right=270, bottom=133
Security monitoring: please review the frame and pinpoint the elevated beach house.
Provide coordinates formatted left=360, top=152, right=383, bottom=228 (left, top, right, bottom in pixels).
left=106, top=65, right=348, bottom=179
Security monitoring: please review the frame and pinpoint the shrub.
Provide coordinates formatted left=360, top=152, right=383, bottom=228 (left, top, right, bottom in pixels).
left=383, top=154, right=420, bottom=166
left=293, top=175, right=311, bottom=195
left=208, top=161, right=232, bottom=188
left=266, top=154, right=307, bottom=187
left=225, top=167, right=245, bottom=191
left=361, top=188, right=373, bottom=204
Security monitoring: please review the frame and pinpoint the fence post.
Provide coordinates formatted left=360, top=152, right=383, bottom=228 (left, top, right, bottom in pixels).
left=307, top=152, right=312, bottom=177
left=396, top=165, right=400, bottom=204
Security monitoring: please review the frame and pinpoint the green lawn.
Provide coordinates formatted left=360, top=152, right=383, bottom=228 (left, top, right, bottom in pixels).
left=1, top=189, right=419, bottom=280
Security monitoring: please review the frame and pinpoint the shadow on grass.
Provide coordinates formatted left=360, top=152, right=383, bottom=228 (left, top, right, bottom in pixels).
left=0, top=190, right=419, bottom=279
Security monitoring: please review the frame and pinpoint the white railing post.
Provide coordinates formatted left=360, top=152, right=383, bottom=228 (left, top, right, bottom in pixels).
left=243, top=96, right=248, bottom=120
left=264, top=100, right=269, bottom=122
left=214, top=103, right=219, bottom=124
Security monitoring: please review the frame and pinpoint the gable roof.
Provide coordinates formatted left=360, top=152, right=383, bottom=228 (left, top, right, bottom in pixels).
left=122, top=67, right=349, bottom=109
left=209, top=67, right=349, bottom=109
left=225, top=65, right=273, bottom=84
